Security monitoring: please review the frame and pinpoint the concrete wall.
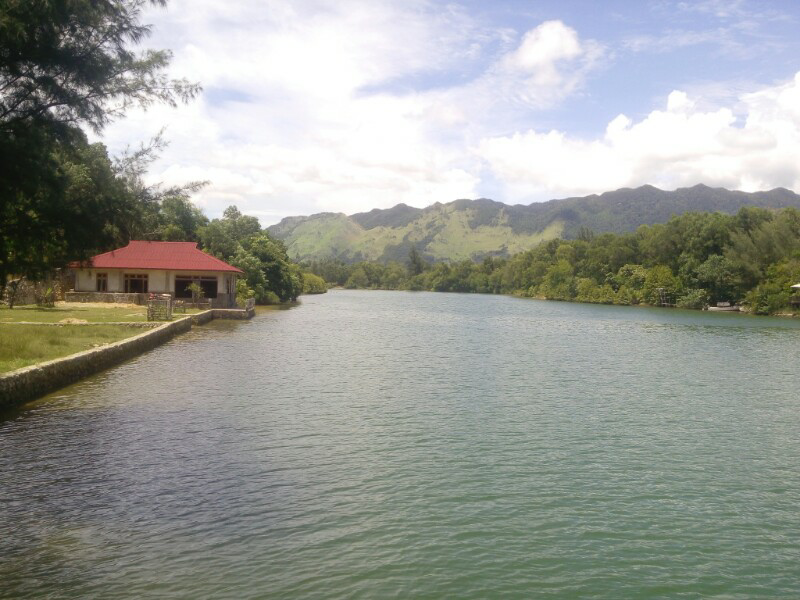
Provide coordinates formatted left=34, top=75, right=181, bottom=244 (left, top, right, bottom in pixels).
left=212, top=307, right=256, bottom=319
left=187, top=308, right=254, bottom=323
left=73, top=269, right=232, bottom=296
left=0, top=307, right=255, bottom=411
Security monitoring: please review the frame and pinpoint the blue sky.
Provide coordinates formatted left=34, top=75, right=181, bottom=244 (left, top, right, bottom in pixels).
left=95, top=0, right=800, bottom=224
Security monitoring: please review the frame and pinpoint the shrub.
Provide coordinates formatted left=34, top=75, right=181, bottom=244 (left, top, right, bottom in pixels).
left=261, top=291, right=281, bottom=305
left=676, top=289, right=710, bottom=309
left=302, top=272, right=327, bottom=294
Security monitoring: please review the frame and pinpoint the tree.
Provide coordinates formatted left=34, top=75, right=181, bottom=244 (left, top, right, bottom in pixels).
left=1, top=132, right=134, bottom=290
left=1, top=0, right=200, bottom=291
left=694, top=254, right=739, bottom=303
left=345, top=267, right=369, bottom=289
left=186, top=281, right=204, bottom=306
left=156, top=196, right=209, bottom=241
left=0, top=0, right=199, bottom=134
left=200, top=205, right=262, bottom=259
left=245, top=234, right=299, bottom=302
left=407, top=246, right=426, bottom=276
left=110, top=131, right=207, bottom=243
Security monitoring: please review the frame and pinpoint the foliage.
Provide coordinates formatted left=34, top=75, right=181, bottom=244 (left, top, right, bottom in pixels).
left=200, top=206, right=303, bottom=304
left=744, top=260, right=800, bottom=315
left=408, top=246, right=426, bottom=276
left=302, top=207, right=800, bottom=316
left=676, top=289, right=710, bottom=310
left=235, top=279, right=255, bottom=308
left=261, top=291, right=281, bottom=305
left=0, top=0, right=200, bottom=292
left=0, top=0, right=199, bottom=134
left=33, top=282, right=56, bottom=308
left=302, top=272, right=327, bottom=294
left=186, top=282, right=204, bottom=304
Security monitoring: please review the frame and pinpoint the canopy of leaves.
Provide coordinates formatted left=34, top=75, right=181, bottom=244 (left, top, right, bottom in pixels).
left=0, top=0, right=199, bottom=134
left=303, top=207, right=800, bottom=315
left=1, top=0, right=200, bottom=289
left=201, top=206, right=304, bottom=303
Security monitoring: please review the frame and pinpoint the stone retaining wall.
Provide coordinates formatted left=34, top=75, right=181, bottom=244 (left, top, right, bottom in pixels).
left=189, top=307, right=255, bottom=324
left=0, top=307, right=255, bottom=411
left=191, top=309, right=215, bottom=325
left=212, top=307, right=256, bottom=320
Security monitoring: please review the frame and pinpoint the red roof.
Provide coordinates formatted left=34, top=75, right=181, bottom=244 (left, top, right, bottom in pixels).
left=76, top=241, right=243, bottom=273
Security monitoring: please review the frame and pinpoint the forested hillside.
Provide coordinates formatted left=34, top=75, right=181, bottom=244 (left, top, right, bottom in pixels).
left=268, top=185, right=800, bottom=263
left=304, top=206, right=800, bottom=315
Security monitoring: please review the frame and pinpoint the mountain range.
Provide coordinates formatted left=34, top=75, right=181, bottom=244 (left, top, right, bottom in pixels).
left=267, top=184, right=800, bottom=263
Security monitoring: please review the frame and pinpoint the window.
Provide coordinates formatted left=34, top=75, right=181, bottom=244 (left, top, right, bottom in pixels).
left=124, top=274, right=148, bottom=293
left=96, top=273, right=107, bottom=292
left=175, top=276, right=218, bottom=299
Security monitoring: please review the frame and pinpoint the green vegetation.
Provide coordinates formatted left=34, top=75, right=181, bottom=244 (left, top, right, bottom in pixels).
left=0, top=304, right=206, bottom=323
left=269, top=186, right=800, bottom=264
left=0, top=325, right=142, bottom=373
left=0, top=0, right=199, bottom=291
left=302, top=273, right=328, bottom=294
left=0, top=1, right=317, bottom=307
left=305, top=207, right=800, bottom=316
left=1, top=304, right=147, bottom=323
left=200, top=207, right=305, bottom=303
left=186, top=282, right=205, bottom=305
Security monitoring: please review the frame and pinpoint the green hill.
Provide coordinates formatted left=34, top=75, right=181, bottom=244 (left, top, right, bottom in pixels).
left=267, top=184, right=800, bottom=263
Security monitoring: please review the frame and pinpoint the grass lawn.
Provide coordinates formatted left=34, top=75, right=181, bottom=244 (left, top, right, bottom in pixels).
left=0, top=325, right=143, bottom=373
left=0, top=302, right=205, bottom=323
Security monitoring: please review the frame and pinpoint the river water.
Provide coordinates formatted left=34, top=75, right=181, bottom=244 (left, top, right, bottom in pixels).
left=2, top=290, right=800, bottom=598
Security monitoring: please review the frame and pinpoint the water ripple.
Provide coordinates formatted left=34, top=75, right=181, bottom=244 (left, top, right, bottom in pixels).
left=2, top=291, right=800, bottom=598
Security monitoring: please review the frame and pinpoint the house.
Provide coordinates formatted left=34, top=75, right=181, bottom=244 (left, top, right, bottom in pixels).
left=68, top=241, right=243, bottom=308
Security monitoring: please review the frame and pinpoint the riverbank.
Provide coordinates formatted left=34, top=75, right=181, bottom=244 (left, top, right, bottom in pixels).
left=0, top=306, right=255, bottom=410
left=0, top=302, right=209, bottom=373
left=0, top=324, right=148, bottom=373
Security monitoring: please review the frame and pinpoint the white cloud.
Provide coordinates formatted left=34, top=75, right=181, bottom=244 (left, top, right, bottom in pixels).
left=94, top=3, right=605, bottom=224
left=478, top=72, right=800, bottom=201
left=482, top=20, right=605, bottom=109
left=92, top=2, right=799, bottom=224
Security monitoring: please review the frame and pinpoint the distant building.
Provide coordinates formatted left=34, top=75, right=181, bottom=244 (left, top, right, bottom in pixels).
left=791, top=283, right=800, bottom=308
left=69, top=241, right=242, bottom=308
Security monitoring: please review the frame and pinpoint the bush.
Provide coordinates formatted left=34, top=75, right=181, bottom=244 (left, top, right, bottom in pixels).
left=676, top=289, right=710, bottom=309
left=261, top=291, right=281, bottom=305
left=744, top=283, right=789, bottom=315
left=344, top=267, right=369, bottom=289
left=302, top=272, right=327, bottom=294
left=235, top=279, right=255, bottom=308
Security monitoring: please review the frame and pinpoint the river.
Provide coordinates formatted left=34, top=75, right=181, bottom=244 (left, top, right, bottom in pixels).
left=2, top=290, right=800, bottom=598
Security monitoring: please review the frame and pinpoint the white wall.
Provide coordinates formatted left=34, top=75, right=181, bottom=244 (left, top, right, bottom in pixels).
left=73, top=269, right=229, bottom=294
left=75, top=270, right=94, bottom=291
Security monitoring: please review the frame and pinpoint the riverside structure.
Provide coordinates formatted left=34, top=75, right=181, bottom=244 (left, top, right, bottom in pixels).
left=69, top=241, right=243, bottom=308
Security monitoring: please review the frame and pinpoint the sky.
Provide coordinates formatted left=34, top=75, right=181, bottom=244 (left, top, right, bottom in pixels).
left=93, top=0, right=800, bottom=225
